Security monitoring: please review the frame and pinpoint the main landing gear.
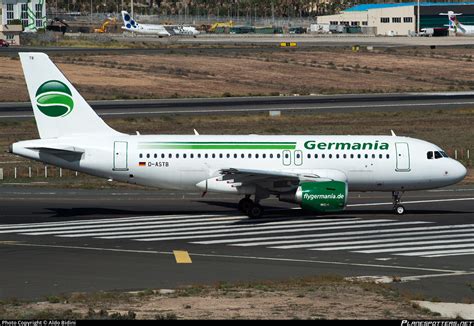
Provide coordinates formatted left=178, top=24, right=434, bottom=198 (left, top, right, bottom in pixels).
left=238, top=195, right=264, bottom=219
left=392, top=191, right=405, bottom=215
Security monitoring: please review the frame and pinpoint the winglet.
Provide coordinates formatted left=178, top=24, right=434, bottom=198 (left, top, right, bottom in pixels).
left=391, top=130, right=396, bottom=136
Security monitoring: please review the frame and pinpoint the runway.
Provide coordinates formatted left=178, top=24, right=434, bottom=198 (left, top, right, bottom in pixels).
left=0, top=185, right=473, bottom=301
left=1, top=92, right=474, bottom=119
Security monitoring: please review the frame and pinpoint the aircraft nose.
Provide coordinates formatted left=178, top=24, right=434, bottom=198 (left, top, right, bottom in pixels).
left=451, top=160, right=467, bottom=182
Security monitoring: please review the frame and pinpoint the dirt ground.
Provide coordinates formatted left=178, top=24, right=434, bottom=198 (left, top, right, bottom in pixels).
left=2, top=46, right=474, bottom=102
left=0, top=277, right=440, bottom=320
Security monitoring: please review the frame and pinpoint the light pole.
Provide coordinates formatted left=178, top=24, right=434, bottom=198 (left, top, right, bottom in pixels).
left=417, top=0, right=420, bottom=35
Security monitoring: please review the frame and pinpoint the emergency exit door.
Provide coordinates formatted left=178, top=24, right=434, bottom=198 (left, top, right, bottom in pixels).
left=113, top=141, right=128, bottom=171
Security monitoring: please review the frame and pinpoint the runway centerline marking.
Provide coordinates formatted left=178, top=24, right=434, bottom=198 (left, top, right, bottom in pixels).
left=0, top=241, right=466, bottom=276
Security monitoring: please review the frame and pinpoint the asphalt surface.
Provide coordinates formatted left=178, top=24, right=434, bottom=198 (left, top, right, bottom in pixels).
left=2, top=92, right=474, bottom=119
left=0, top=185, right=473, bottom=301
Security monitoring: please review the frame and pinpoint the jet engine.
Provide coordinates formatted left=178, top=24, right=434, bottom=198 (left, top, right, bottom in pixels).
left=279, top=181, right=348, bottom=213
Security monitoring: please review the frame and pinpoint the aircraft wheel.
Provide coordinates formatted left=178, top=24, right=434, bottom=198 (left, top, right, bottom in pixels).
left=394, top=205, right=405, bottom=215
left=238, top=197, right=253, bottom=213
left=247, top=203, right=264, bottom=219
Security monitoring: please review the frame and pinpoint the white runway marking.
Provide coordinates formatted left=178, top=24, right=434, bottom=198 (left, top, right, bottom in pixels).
left=1, top=211, right=472, bottom=259
left=348, top=197, right=474, bottom=207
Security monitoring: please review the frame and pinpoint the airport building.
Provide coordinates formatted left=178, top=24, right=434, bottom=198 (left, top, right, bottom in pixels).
left=316, top=2, right=474, bottom=36
left=0, top=0, right=46, bottom=44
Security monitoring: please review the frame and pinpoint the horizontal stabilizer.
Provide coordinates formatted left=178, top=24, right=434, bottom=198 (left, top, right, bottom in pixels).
left=26, top=145, right=85, bottom=153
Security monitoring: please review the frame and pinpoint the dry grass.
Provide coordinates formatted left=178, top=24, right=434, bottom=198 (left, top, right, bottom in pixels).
left=0, top=276, right=440, bottom=320
left=2, top=46, right=474, bottom=102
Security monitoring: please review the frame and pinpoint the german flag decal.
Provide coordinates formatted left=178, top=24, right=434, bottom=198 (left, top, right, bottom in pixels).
left=138, top=162, right=146, bottom=167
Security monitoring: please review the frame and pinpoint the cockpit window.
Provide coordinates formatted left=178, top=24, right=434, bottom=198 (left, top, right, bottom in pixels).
left=428, top=150, right=447, bottom=159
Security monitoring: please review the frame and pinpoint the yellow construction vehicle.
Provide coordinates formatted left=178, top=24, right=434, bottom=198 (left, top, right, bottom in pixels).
left=208, top=21, right=234, bottom=33
left=94, top=17, right=117, bottom=33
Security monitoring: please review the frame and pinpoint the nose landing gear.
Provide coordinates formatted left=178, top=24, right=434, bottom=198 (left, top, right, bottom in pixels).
left=238, top=195, right=264, bottom=219
left=392, top=191, right=405, bottom=215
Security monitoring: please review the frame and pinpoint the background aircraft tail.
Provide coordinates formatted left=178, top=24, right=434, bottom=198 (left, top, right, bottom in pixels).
left=440, top=11, right=462, bottom=30
left=19, top=52, right=120, bottom=139
left=121, top=11, right=138, bottom=30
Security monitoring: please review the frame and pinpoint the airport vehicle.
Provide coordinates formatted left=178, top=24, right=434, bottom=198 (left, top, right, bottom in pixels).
left=121, top=11, right=199, bottom=37
left=440, top=11, right=474, bottom=35
left=46, top=17, right=70, bottom=34
left=10, top=53, right=467, bottom=218
left=208, top=21, right=234, bottom=33
left=94, top=17, right=117, bottom=33
left=419, top=27, right=449, bottom=37
left=0, top=39, right=9, bottom=47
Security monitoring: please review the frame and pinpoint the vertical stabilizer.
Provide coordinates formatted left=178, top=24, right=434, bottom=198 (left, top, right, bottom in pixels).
left=19, top=52, right=120, bottom=139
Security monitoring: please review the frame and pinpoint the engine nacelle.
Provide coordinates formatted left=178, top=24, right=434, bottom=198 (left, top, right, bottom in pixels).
left=279, top=181, right=348, bottom=213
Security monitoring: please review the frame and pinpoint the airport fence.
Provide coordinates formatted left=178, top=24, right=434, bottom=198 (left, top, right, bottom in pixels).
left=50, top=12, right=316, bottom=28
left=0, top=149, right=471, bottom=182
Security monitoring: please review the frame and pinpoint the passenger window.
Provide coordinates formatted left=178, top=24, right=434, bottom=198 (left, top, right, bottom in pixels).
left=256, top=154, right=259, bottom=159
left=263, top=154, right=266, bottom=159
left=314, top=154, right=318, bottom=159
left=307, top=153, right=311, bottom=159
left=212, top=154, right=216, bottom=159
left=146, top=154, right=150, bottom=158
left=329, top=154, right=332, bottom=159
left=219, top=153, right=223, bottom=158
left=234, top=154, right=237, bottom=158
left=183, top=154, right=187, bottom=159
left=176, top=153, right=179, bottom=158
left=277, top=154, right=281, bottom=159
left=322, top=154, right=325, bottom=159
left=379, top=154, right=382, bottom=159
left=205, top=154, right=208, bottom=158
left=435, top=151, right=442, bottom=159
left=336, top=154, right=340, bottom=159
left=357, top=154, right=361, bottom=159
left=169, top=153, right=172, bottom=159
left=241, top=154, right=245, bottom=158
left=227, top=154, right=230, bottom=158
left=365, top=154, right=368, bottom=159
left=248, top=153, right=252, bottom=158
left=372, top=154, right=375, bottom=159
left=139, top=154, right=143, bottom=158
left=198, top=153, right=201, bottom=158
left=190, top=153, right=194, bottom=159
left=386, top=154, right=390, bottom=159
left=350, top=154, right=354, bottom=159
left=427, top=151, right=433, bottom=159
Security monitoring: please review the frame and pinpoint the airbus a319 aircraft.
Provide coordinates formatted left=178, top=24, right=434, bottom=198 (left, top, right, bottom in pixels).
left=121, top=11, right=199, bottom=37
left=10, top=53, right=467, bottom=218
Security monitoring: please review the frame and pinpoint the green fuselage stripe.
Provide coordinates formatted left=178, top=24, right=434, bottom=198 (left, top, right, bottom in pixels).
left=138, top=142, right=297, bottom=150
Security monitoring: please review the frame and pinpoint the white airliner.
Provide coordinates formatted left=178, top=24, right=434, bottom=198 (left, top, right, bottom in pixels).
left=121, top=11, right=199, bottom=37
left=10, top=53, right=467, bottom=218
left=440, top=11, right=474, bottom=35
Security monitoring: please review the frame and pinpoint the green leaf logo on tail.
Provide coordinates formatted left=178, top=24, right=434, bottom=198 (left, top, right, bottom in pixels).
left=35, top=80, right=74, bottom=117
